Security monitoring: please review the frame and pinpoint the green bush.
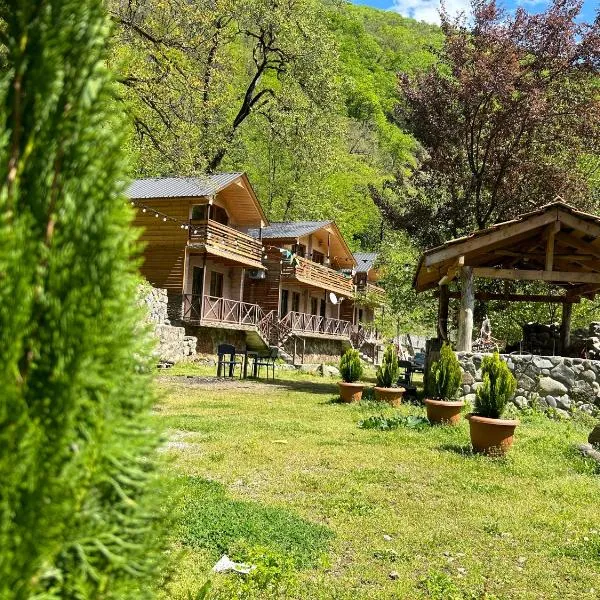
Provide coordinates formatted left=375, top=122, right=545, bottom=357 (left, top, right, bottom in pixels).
left=0, top=1, right=164, bottom=597
left=474, top=352, right=517, bottom=418
left=376, top=345, right=399, bottom=388
left=339, top=349, right=363, bottom=383
left=427, top=343, right=462, bottom=400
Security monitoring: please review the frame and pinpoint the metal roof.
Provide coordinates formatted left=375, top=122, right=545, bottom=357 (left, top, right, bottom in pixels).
left=246, top=221, right=332, bottom=240
left=126, top=173, right=244, bottom=199
left=354, top=252, right=378, bottom=273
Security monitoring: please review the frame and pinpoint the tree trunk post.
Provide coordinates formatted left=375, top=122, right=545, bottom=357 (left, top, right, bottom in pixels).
left=456, top=266, right=474, bottom=352
left=437, top=284, right=449, bottom=341
left=560, top=302, right=572, bottom=355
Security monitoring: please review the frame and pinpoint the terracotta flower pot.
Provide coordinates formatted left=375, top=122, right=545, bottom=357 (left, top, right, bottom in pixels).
left=338, top=382, right=364, bottom=403
left=467, top=413, right=519, bottom=456
left=424, top=398, right=464, bottom=425
left=374, top=386, right=405, bottom=408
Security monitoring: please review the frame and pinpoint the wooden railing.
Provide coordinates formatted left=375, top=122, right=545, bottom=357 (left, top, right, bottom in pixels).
left=279, top=311, right=352, bottom=339
left=181, top=295, right=276, bottom=346
left=351, top=324, right=382, bottom=348
left=281, top=255, right=354, bottom=296
left=189, top=219, right=263, bottom=266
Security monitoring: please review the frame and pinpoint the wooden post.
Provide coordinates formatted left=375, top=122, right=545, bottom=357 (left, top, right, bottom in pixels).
left=545, top=221, right=560, bottom=272
left=560, top=302, right=572, bottom=354
left=437, top=285, right=449, bottom=341
left=456, top=266, right=474, bottom=352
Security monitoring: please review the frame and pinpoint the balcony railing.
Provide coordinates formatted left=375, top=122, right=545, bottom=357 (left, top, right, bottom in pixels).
left=188, top=220, right=264, bottom=267
left=280, top=311, right=351, bottom=339
left=281, top=256, right=354, bottom=296
left=351, top=324, right=383, bottom=348
left=180, top=295, right=277, bottom=345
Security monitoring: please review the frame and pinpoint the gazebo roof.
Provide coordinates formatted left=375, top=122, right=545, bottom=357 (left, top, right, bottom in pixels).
left=413, top=200, right=600, bottom=300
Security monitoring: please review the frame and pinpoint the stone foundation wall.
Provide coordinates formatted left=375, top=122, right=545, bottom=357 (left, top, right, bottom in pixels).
left=182, top=325, right=247, bottom=355
left=283, top=337, right=347, bottom=365
left=457, top=352, right=600, bottom=417
left=139, top=285, right=196, bottom=363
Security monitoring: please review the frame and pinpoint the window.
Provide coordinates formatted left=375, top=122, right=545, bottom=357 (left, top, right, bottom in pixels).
left=312, top=250, right=324, bottom=264
left=191, top=204, right=207, bottom=220
left=210, top=271, right=224, bottom=298
left=292, top=292, right=301, bottom=313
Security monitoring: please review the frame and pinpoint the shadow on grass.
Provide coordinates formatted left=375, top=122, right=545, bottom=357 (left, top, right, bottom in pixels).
left=258, top=377, right=339, bottom=395
left=176, top=477, right=333, bottom=568
left=437, top=443, right=475, bottom=457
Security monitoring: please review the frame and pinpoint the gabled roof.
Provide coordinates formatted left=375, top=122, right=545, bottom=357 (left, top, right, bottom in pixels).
left=354, top=252, right=378, bottom=273
left=127, top=173, right=244, bottom=199
left=413, top=200, right=600, bottom=296
left=246, top=221, right=331, bottom=240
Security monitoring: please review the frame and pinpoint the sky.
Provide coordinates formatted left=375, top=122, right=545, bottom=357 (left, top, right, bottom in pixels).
left=350, top=0, right=598, bottom=26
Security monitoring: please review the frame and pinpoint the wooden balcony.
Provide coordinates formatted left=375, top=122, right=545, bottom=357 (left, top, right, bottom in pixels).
left=188, top=220, right=264, bottom=269
left=356, top=282, right=386, bottom=306
left=351, top=324, right=383, bottom=348
left=281, top=256, right=354, bottom=297
left=280, top=311, right=352, bottom=340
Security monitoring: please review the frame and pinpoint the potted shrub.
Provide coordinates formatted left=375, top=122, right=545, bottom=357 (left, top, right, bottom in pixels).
left=467, top=352, right=518, bottom=456
left=338, top=348, right=364, bottom=402
left=424, top=343, right=464, bottom=425
left=374, top=345, right=404, bottom=407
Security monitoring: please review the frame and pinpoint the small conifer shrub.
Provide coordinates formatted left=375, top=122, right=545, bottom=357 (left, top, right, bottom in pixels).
left=376, top=345, right=399, bottom=388
left=474, top=352, right=517, bottom=418
left=427, top=343, right=462, bottom=400
left=339, top=349, right=363, bottom=383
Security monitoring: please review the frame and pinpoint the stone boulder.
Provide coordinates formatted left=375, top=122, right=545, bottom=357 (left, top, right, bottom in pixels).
left=539, top=377, right=568, bottom=397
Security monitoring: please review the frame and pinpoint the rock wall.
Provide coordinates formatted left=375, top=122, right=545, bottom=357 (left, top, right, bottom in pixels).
left=457, top=352, right=600, bottom=418
left=183, top=325, right=247, bottom=355
left=282, top=337, right=347, bottom=365
left=139, top=285, right=196, bottom=364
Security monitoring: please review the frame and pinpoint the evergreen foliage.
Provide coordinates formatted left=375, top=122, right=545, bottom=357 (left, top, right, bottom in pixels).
left=376, top=345, right=399, bottom=388
left=427, top=343, right=461, bottom=400
left=339, top=349, right=363, bottom=383
left=474, top=353, right=517, bottom=419
left=0, top=1, right=163, bottom=597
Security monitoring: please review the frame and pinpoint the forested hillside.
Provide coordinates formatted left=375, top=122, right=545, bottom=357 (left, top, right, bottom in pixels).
left=111, top=0, right=440, bottom=248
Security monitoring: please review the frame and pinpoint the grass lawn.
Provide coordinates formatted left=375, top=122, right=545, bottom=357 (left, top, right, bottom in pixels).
left=154, top=367, right=600, bottom=599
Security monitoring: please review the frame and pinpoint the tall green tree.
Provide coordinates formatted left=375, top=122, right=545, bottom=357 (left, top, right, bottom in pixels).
left=0, top=1, right=162, bottom=597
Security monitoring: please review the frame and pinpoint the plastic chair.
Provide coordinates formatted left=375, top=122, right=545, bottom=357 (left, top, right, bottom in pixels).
left=217, top=344, right=244, bottom=378
left=253, top=346, right=278, bottom=380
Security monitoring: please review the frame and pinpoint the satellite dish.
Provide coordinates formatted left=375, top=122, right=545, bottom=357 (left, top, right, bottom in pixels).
left=329, top=292, right=338, bottom=305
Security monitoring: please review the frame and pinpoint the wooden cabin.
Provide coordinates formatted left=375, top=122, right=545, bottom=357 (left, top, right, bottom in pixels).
left=128, top=174, right=272, bottom=350
left=129, top=174, right=387, bottom=362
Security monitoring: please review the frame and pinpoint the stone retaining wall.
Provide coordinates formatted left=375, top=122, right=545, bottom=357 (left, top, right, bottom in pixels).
left=457, top=352, right=600, bottom=417
left=139, top=285, right=196, bottom=364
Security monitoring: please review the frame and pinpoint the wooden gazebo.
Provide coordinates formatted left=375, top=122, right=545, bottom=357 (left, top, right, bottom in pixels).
left=413, top=201, right=600, bottom=353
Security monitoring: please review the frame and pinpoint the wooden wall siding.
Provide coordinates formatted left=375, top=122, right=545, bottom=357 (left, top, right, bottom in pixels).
left=218, top=179, right=266, bottom=226
left=133, top=198, right=190, bottom=245
left=340, top=301, right=354, bottom=323
left=244, top=249, right=281, bottom=313
left=140, top=244, right=185, bottom=292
